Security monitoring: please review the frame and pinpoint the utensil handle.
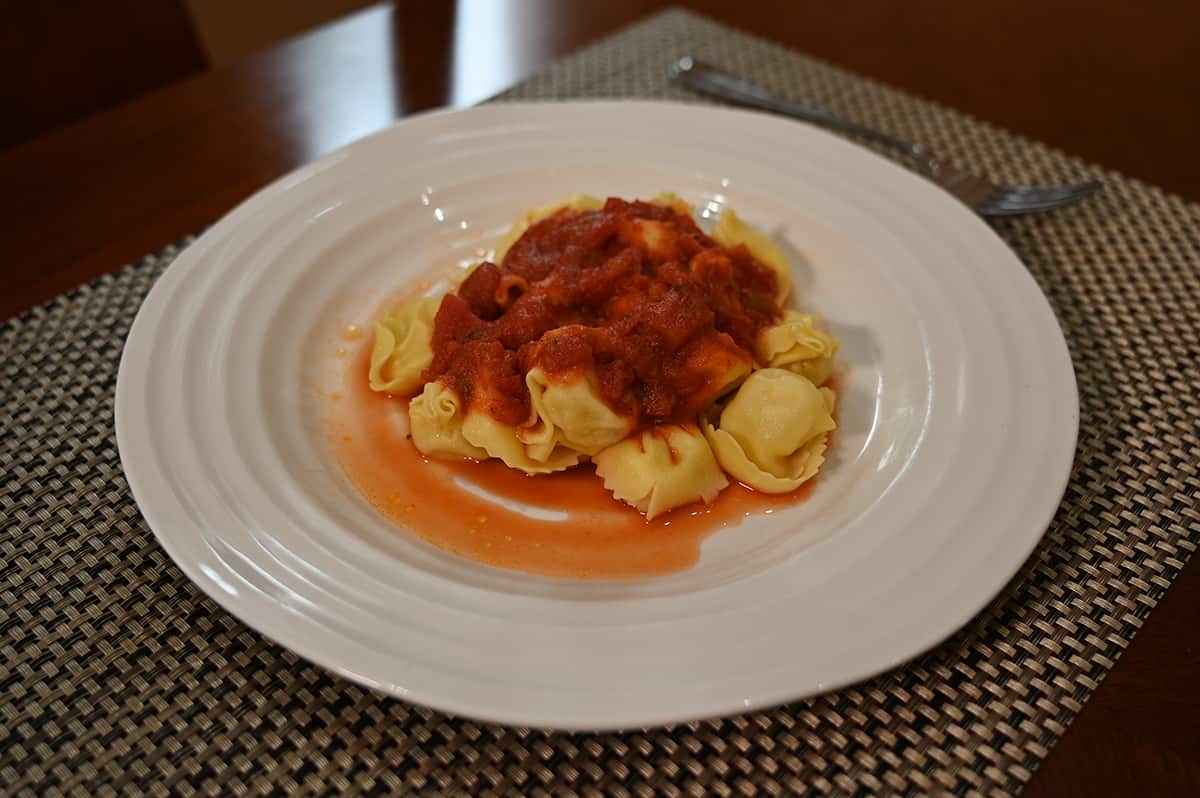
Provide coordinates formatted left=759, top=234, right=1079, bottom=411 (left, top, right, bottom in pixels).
left=669, top=57, right=925, bottom=162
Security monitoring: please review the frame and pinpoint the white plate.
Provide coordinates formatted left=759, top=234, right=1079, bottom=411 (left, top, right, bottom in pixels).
left=116, top=101, right=1077, bottom=731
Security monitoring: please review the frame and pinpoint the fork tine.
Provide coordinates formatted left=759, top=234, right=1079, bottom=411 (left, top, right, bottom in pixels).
left=998, top=181, right=1102, bottom=205
left=983, top=192, right=1081, bottom=214
left=995, top=187, right=1076, bottom=205
left=981, top=196, right=1083, bottom=216
left=977, top=180, right=1103, bottom=216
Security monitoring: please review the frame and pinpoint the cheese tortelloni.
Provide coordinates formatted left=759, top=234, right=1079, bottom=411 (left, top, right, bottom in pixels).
left=519, top=367, right=633, bottom=459
left=593, top=426, right=729, bottom=520
left=368, top=297, right=440, bottom=394
left=712, top=209, right=794, bottom=304
left=678, top=333, right=754, bottom=409
left=408, top=381, right=488, bottom=461
left=461, top=410, right=582, bottom=475
left=704, top=369, right=837, bottom=494
left=756, top=311, right=839, bottom=387
left=493, top=194, right=606, bottom=264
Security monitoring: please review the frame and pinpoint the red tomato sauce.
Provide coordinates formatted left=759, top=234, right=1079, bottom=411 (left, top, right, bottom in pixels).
left=426, top=198, right=782, bottom=427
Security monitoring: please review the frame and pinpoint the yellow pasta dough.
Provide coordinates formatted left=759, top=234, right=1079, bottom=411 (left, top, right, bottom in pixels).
left=493, top=193, right=606, bottom=263
left=407, top=381, right=488, bottom=461
left=408, top=379, right=584, bottom=472
left=704, top=369, right=837, bottom=494
left=712, top=208, right=793, bottom=304
left=593, top=425, right=729, bottom=519
left=756, top=311, right=839, bottom=386
left=521, top=367, right=633, bottom=458
left=368, top=297, right=439, bottom=395
left=461, top=410, right=581, bottom=474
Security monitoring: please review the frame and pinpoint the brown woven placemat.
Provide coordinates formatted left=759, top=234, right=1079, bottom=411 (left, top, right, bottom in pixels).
left=3, top=9, right=1199, bottom=796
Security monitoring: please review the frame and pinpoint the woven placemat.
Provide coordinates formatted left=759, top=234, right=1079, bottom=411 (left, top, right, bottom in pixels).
left=3, top=9, right=1199, bottom=796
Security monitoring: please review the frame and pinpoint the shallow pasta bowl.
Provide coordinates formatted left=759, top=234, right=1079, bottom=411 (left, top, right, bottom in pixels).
left=115, top=100, right=1078, bottom=731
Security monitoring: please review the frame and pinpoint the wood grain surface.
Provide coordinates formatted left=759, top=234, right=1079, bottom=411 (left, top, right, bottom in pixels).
left=1, top=2, right=1196, bottom=794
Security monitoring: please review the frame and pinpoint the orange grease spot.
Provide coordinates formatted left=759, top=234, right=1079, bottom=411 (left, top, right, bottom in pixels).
left=331, top=342, right=818, bottom=579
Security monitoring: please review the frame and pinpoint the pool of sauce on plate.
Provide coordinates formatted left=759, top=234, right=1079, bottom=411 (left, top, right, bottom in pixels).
left=329, top=343, right=823, bottom=579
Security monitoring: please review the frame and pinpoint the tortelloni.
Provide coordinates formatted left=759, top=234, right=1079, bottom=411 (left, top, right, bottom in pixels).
left=369, top=297, right=439, bottom=394
left=409, top=368, right=630, bottom=474
left=521, top=368, right=634, bottom=458
left=676, top=332, right=754, bottom=412
left=408, top=381, right=488, bottom=461
left=460, top=410, right=582, bottom=474
left=712, top=208, right=793, bottom=304
left=704, top=369, right=837, bottom=494
left=593, top=426, right=729, bottom=520
left=756, top=311, right=839, bottom=387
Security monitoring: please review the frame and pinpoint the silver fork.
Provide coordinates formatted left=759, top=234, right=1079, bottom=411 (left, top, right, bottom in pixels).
left=669, top=57, right=1102, bottom=217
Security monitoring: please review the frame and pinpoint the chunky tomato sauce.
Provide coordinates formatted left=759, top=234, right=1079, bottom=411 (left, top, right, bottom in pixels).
left=425, top=198, right=782, bottom=427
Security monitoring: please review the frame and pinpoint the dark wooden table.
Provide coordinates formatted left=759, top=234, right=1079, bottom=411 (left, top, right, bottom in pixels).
left=2, top=2, right=1196, bottom=794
